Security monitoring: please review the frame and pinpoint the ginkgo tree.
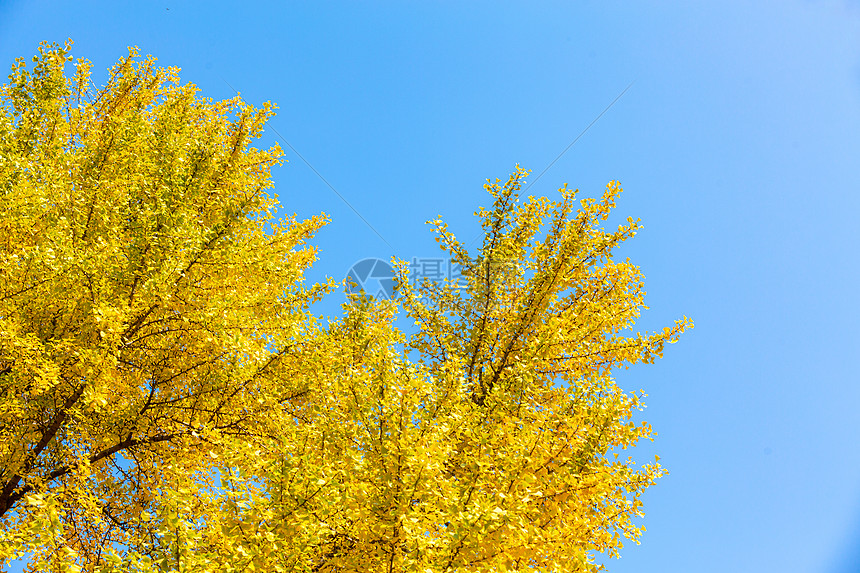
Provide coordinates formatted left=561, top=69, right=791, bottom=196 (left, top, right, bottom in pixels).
left=0, top=42, right=691, bottom=573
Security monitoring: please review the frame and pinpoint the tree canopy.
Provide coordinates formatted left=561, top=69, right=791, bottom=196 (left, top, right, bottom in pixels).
left=0, top=41, right=691, bottom=573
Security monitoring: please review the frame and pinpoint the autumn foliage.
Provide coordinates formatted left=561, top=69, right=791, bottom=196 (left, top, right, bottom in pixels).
left=0, top=42, right=691, bottom=572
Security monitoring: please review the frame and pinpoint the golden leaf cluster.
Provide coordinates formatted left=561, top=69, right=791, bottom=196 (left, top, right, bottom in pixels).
left=0, top=42, right=691, bottom=573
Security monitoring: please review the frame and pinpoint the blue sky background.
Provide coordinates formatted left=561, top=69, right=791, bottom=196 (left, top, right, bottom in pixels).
left=1, top=1, right=859, bottom=571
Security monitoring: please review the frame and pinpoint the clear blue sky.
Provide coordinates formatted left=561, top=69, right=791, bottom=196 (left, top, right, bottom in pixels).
left=1, top=1, right=859, bottom=572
